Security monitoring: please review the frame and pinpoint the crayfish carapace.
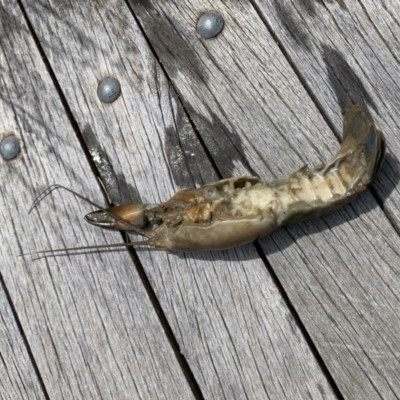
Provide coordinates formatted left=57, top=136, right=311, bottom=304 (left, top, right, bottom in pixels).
left=27, top=105, right=385, bottom=254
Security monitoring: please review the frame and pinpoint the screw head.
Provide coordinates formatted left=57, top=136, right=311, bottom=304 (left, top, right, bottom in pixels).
left=97, top=77, right=121, bottom=103
left=1, top=135, right=20, bottom=160
left=197, top=12, right=224, bottom=39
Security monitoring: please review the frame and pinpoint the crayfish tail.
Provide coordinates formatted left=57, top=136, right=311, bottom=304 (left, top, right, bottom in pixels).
left=341, top=104, right=386, bottom=184
left=277, top=105, right=386, bottom=226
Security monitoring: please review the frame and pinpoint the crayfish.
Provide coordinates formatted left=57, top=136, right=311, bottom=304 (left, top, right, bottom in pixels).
left=26, top=105, right=385, bottom=255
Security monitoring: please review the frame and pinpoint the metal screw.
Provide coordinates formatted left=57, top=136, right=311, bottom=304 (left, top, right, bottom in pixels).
left=1, top=135, right=20, bottom=160
left=97, top=77, right=121, bottom=103
left=197, top=11, right=224, bottom=39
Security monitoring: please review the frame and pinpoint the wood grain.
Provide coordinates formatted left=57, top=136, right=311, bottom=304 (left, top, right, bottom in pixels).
left=0, top=2, right=196, bottom=399
left=0, top=289, right=46, bottom=399
left=19, top=0, right=338, bottom=398
left=125, top=0, right=400, bottom=398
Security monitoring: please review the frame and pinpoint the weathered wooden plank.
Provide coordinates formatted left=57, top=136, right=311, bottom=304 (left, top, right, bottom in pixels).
left=20, top=0, right=339, bottom=398
left=125, top=1, right=400, bottom=398
left=0, top=289, right=46, bottom=400
left=0, top=2, right=196, bottom=399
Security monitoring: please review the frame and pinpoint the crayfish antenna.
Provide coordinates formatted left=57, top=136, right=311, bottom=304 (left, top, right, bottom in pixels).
left=18, top=240, right=152, bottom=258
left=29, top=184, right=108, bottom=214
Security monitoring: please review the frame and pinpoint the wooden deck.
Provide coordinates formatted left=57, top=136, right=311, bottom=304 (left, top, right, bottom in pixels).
left=1, top=1, right=400, bottom=398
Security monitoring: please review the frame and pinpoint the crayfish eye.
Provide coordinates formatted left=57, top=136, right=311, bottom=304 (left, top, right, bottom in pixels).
left=147, top=212, right=162, bottom=224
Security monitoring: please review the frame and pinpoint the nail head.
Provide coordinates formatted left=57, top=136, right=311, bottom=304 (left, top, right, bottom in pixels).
left=97, top=77, right=121, bottom=103
left=197, top=12, right=224, bottom=39
left=1, top=135, right=20, bottom=160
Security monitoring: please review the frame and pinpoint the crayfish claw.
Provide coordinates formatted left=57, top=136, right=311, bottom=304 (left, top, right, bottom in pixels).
left=85, top=204, right=150, bottom=232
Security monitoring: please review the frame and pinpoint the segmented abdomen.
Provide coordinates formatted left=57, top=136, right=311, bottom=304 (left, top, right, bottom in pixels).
left=231, top=104, right=385, bottom=227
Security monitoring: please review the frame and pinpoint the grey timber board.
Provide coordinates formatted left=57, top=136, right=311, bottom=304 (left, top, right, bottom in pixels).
left=126, top=0, right=400, bottom=399
left=0, top=289, right=46, bottom=400
left=0, top=2, right=197, bottom=399
left=19, top=0, right=340, bottom=398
